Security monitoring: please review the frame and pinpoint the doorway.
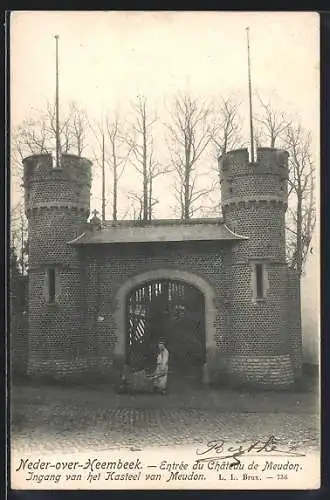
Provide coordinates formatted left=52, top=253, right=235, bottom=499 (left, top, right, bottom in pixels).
left=125, top=279, right=206, bottom=388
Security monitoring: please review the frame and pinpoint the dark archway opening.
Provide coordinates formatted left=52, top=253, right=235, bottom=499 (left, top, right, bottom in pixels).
left=125, top=279, right=206, bottom=388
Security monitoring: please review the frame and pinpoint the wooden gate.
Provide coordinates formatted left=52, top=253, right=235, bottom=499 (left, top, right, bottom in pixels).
left=126, top=279, right=205, bottom=378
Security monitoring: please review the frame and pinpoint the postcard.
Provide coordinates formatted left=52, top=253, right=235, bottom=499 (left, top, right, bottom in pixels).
left=10, top=10, right=320, bottom=490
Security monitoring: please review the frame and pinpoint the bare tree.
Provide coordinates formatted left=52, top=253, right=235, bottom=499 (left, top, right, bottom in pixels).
left=127, top=193, right=144, bottom=221
left=127, top=144, right=164, bottom=222
left=90, top=113, right=133, bottom=222
left=254, top=93, right=290, bottom=148
left=253, top=126, right=264, bottom=150
left=125, top=96, right=170, bottom=221
left=12, top=101, right=89, bottom=162
left=166, top=94, right=216, bottom=220
left=67, top=101, right=89, bottom=156
left=10, top=203, right=28, bottom=275
left=90, top=119, right=107, bottom=221
left=211, top=98, right=243, bottom=156
left=146, top=139, right=173, bottom=220
left=105, top=115, right=132, bottom=221
left=124, top=96, right=154, bottom=221
left=285, top=124, right=316, bottom=277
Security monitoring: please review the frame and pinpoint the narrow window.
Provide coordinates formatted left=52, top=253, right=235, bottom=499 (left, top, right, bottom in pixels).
left=255, top=263, right=264, bottom=299
left=48, top=268, right=56, bottom=303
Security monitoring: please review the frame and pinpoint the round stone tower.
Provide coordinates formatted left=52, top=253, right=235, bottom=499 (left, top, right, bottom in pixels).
left=23, top=153, right=92, bottom=376
left=219, top=147, right=297, bottom=388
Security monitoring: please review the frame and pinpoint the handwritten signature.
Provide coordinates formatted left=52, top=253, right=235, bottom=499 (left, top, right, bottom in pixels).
left=195, top=435, right=306, bottom=465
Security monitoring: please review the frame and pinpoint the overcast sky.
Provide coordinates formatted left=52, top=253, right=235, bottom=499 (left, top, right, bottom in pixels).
left=11, top=11, right=319, bottom=221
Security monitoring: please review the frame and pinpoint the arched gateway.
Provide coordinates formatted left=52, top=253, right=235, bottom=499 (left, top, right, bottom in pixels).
left=113, top=269, right=217, bottom=386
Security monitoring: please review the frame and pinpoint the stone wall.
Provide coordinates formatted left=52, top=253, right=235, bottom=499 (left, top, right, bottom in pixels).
left=11, top=274, right=28, bottom=377
left=80, top=241, right=227, bottom=376
left=211, top=354, right=294, bottom=389
left=287, top=269, right=303, bottom=378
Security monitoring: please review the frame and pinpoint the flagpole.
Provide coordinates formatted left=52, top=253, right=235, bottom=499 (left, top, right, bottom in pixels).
left=102, top=129, right=105, bottom=222
left=55, top=35, right=60, bottom=168
left=246, top=27, right=255, bottom=163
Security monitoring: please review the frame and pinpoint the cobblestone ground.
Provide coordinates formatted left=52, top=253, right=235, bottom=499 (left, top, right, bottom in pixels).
left=11, top=384, right=320, bottom=455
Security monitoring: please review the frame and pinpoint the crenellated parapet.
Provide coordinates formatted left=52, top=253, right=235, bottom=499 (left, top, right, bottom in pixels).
left=219, top=147, right=289, bottom=209
left=23, top=154, right=92, bottom=217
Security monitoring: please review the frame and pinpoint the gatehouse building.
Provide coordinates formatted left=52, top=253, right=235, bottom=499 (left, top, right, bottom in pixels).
left=21, top=147, right=302, bottom=388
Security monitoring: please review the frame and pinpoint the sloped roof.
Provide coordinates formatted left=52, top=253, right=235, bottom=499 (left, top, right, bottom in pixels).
left=68, top=218, right=247, bottom=245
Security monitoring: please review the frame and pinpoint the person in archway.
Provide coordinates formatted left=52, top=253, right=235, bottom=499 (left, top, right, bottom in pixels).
left=153, top=341, right=169, bottom=394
